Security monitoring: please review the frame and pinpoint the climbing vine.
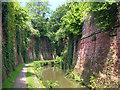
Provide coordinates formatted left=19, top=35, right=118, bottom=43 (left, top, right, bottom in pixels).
left=16, top=27, right=20, bottom=55
left=2, top=2, right=10, bottom=76
left=66, top=35, right=74, bottom=70
left=35, top=38, right=40, bottom=59
left=89, top=2, right=119, bottom=31
left=2, top=2, right=29, bottom=77
left=2, top=2, right=16, bottom=75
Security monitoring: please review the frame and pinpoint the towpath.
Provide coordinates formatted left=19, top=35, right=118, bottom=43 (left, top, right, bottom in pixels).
left=14, top=63, right=30, bottom=88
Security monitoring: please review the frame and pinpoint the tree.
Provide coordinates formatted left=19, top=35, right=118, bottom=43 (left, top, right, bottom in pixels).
left=27, top=1, right=50, bottom=36
left=46, top=4, right=71, bottom=56
left=61, top=2, right=90, bottom=36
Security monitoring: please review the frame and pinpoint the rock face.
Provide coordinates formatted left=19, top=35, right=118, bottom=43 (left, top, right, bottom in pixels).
left=74, top=15, right=120, bottom=84
left=28, top=37, right=53, bottom=61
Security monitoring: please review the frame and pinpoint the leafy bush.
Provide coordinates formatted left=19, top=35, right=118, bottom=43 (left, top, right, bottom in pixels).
left=88, top=75, right=97, bottom=88
left=56, top=56, right=63, bottom=63
left=45, top=80, right=59, bottom=88
left=66, top=71, right=83, bottom=84
left=33, top=61, right=44, bottom=70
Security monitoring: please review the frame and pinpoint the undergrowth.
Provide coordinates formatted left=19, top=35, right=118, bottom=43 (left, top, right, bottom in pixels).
left=65, top=71, right=86, bottom=88
left=27, top=63, right=45, bottom=88
left=2, top=63, right=25, bottom=88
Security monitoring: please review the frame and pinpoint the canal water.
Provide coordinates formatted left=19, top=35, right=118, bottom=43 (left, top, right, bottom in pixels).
left=41, top=67, right=82, bottom=88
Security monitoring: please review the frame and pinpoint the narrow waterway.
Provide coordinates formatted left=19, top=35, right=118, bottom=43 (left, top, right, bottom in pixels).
left=41, top=67, right=82, bottom=88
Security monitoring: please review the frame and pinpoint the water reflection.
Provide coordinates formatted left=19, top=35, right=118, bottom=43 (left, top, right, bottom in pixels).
left=41, top=67, right=81, bottom=88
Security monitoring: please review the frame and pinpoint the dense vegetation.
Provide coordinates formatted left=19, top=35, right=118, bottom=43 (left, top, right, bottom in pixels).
left=2, top=2, right=30, bottom=78
left=2, top=63, right=25, bottom=88
left=2, top=0, right=119, bottom=88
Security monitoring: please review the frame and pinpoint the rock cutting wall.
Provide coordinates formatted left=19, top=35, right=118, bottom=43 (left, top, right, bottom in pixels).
left=28, top=37, right=53, bottom=60
left=74, top=15, right=120, bottom=85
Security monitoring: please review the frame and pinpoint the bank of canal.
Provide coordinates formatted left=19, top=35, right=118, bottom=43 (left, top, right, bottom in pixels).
left=28, top=61, right=87, bottom=88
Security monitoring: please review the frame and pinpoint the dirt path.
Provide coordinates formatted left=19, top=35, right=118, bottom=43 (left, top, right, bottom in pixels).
left=14, top=63, right=30, bottom=88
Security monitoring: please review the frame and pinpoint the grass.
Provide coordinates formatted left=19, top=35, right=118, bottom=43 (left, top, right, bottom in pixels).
left=34, top=60, right=57, bottom=64
left=27, top=63, right=45, bottom=88
left=27, top=63, right=36, bottom=88
left=2, top=63, right=25, bottom=88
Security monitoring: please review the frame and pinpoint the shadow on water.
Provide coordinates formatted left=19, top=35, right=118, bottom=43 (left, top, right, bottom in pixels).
left=41, top=66, right=82, bottom=88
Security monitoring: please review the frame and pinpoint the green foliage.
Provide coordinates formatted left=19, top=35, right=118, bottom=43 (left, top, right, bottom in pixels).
left=27, top=1, right=50, bottom=37
left=15, top=3, right=30, bottom=63
left=61, top=2, right=88, bottom=36
left=16, top=28, right=20, bottom=55
left=2, top=2, right=30, bottom=77
left=33, top=60, right=57, bottom=69
left=33, top=61, right=44, bottom=70
left=28, top=23, right=40, bottom=37
left=32, top=61, right=62, bottom=88
left=15, top=3, right=30, bottom=58
left=8, top=2, right=16, bottom=71
left=35, top=38, right=40, bottom=58
left=26, top=2, right=53, bottom=60
left=66, top=71, right=83, bottom=84
left=21, top=39, right=28, bottom=63
left=62, top=2, right=119, bottom=36
left=46, top=4, right=70, bottom=43
left=27, top=65, right=37, bottom=88
left=89, top=2, right=119, bottom=31
left=2, top=2, right=16, bottom=75
left=27, top=63, right=45, bottom=88
left=46, top=80, right=59, bottom=88
left=46, top=4, right=72, bottom=58
left=2, top=63, right=25, bottom=88
left=60, top=2, right=119, bottom=71
left=56, top=56, right=63, bottom=63
left=88, top=75, right=97, bottom=88
left=32, top=63, right=44, bottom=80
left=2, top=1, right=119, bottom=88
left=66, top=36, right=74, bottom=69
left=74, top=75, right=83, bottom=83
left=54, top=56, right=63, bottom=69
